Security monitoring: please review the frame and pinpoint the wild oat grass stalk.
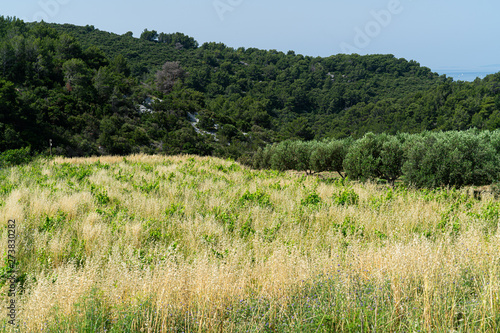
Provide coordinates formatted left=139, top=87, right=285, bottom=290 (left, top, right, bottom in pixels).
left=0, top=154, right=499, bottom=332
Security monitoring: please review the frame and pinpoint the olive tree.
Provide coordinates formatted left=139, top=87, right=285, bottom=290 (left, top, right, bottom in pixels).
left=311, top=139, right=351, bottom=178
left=344, top=133, right=404, bottom=186
left=402, top=130, right=500, bottom=188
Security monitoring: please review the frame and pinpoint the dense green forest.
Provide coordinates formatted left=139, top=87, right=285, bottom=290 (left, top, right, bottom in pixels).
left=1, top=16, right=500, bottom=160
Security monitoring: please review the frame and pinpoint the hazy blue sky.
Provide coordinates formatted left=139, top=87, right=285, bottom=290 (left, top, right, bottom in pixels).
left=3, top=0, right=500, bottom=77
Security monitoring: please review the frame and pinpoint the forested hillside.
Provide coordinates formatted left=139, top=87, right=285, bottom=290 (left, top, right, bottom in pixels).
left=1, top=16, right=499, bottom=159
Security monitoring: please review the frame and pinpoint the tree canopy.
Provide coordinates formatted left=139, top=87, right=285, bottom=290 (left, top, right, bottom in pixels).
left=0, top=17, right=499, bottom=162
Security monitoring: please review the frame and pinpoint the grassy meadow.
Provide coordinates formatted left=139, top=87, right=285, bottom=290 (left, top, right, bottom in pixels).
left=0, top=154, right=499, bottom=332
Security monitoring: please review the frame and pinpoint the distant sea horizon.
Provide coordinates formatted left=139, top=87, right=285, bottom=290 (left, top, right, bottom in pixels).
left=435, top=68, right=500, bottom=82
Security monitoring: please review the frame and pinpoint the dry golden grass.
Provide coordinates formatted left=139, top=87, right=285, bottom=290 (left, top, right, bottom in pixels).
left=0, top=155, right=499, bottom=331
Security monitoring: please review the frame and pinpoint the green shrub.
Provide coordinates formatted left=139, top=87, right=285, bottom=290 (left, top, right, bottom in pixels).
left=333, top=216, right=364, bottom=237
left=213, top=207, right=237, bottom=233
left=239, top=189, right=272, bottom=208
left=165, top=202, right=185, bottom=216
left=39, top=210, right=68, bottom=233
left=301, top=192, right=322, bottom=206
left=239, top=218, right=255, bottom=238
left=333, top=189, right=359, bottom=206
left=0, top=147, right=33, bottom=168
left=90, top=184, right=111, bottom=205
